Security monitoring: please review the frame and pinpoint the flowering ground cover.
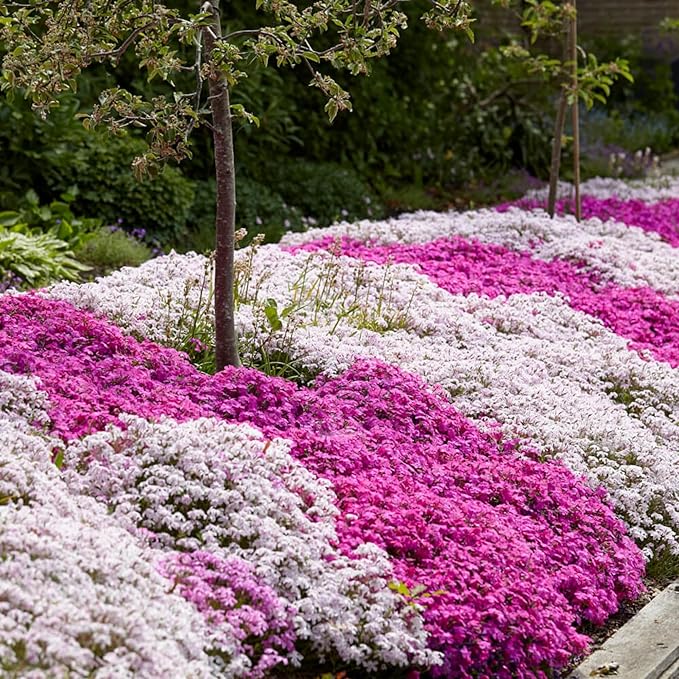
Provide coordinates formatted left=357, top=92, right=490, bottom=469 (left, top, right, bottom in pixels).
left=290, top=235, right=679, bottom=367
left=506, top=176, right=679, bottom=246
left=3, top=174, right=679, bottom=677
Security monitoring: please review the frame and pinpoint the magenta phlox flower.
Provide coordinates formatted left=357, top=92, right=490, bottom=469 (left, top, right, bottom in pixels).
left=159, top=551, right=296, bottom=678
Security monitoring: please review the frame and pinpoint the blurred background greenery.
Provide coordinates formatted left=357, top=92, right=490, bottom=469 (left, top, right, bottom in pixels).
left=1, top=0, right=678, bottom=286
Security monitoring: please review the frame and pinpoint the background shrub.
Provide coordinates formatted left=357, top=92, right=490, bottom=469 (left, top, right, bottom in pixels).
left=75, top=228, right=152, bottom=278
left=43, top=134, right=196, bottom=247
left=260, top=160, right=385, bottom=226
left=181, top=176, right=306, bottom=252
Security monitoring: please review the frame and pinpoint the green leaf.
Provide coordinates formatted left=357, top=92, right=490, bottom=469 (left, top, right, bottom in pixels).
left=56, top=221, right=73, bottom=241
left=54, top=450, right=64, bottom=469
left=264, top=299, right=282, bottom=331
left=388, top=580, right=411, bottom=597
left=325, top=100, right=339, bottom=123
left=0, top=211, right=21, bottom=227
left=25, top=189, right=39, bottom=207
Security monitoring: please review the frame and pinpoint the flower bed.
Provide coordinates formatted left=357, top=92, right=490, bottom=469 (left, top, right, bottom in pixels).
left=6, top=174, right=679, bottom=676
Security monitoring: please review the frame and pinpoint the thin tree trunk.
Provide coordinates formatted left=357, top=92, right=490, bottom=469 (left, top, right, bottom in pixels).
left=570, top=0, right=581, bottom=221
left=547, top=88, right=568, bottom=218
left=202, top=0, right=239, bottom=369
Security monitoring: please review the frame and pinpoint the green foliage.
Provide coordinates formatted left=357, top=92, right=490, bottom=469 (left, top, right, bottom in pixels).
left=183, top=164, right=381, bottom=250
left=44, top=133, right=195, bottom=246
left=499, top=2, right=633, bottom=110
left=0, top=189, right=101, bottom=249
left=264, top=160, right=385, bottom=226
left=234, top=175, right=305, bottom=242
left=577, top=34, right=679, bottom=152
left=0, top=227, right=88, bottom=287
left=75, top=227, right=152, bottom=278
left=605, top=29, right=679, bottom=115
left=0, top=92, right=86, bottom=209
left=646, top=549, right=679, bottom=586
left=0, top=0, right=674, bottom=263
left=181, top=176, right=305, bottom=251
left=279, top=15, right=555, bottom=188
left=561, top=34, right=679, bottom=177
left=231, top=65, right=302, bottom=170
left=581, top=109, right=679, bottom=157
left=0, top=88, right=195, bottom=247
left=0, top=0, right=475, bottom=176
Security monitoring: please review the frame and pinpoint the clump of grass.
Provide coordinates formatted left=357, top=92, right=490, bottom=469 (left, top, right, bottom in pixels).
left=645, top=549, right=679, bottom=586
left=76, top=227, right=152, bottom=277
left=163, top=233, right=417, bottom=380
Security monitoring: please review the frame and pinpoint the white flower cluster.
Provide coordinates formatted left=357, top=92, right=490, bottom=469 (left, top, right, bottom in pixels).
left=63, top=415, right=441, bottom=672
left=0, top=394, right=213, bottom=676
left=44, top=246, right=418, bottom=355
left=47, top=251, right=214, bottom=346
left=0, top=370, right=57, bottom=508
left=0, top=370, right=52, bottom=433
left=523, top=175, right=679, bottom=202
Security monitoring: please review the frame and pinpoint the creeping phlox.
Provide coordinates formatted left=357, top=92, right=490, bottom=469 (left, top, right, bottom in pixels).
left=63, top=415, right=439, bottom=673
left=524, top=176, right=679, bottom=203
left=40, top=234, right=679, bottom=559
left=9, top=175, right=679, bottom=676
left=0, top=373, right=214, bottom=678
left=0, top=370, right=52, bottom=434
left=291, top=236, right=679, bottom=367
left=158, top=551, right=297, bottom=678
left=509, top=196, right=679, bottom=247
left=48, top=251, right=213, bottom=347
left=504, top=179, right=679, bottom=247
left=285, top=206, right=679, bottom=295
left=0, top=295, right=644, bottom=677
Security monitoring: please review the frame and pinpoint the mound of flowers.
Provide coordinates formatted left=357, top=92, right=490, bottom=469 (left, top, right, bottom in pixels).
left=0, top=373, right=214, bottom=677
left=0, top=292, right=644, bottom=677
left=291, top=234, right=679, bottom=367
left=54, top=206, right=679, bottom=557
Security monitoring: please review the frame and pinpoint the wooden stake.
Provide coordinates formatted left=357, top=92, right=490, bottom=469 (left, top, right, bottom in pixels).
left=547, top=89, right=568, bottom=218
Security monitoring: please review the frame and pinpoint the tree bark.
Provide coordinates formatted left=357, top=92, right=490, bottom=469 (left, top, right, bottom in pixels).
left=547, top=88, right=568, bottom=218
left=570, top=0, right=581, bottom=221
left=202, top=0, right=240, bottom=369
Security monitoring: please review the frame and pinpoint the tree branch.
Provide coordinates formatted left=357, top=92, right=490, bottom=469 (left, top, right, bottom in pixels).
left=89, top=21, right=157, bottom=62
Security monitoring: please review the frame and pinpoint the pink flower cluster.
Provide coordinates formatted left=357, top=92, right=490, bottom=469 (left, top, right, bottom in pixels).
left=159, top=551, right=296, bottom=678
left=292, top=235, right=679, bottom=367
left=0, top=294, right=645, bottom=677
left=504, top=196, right=679, bottom=246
